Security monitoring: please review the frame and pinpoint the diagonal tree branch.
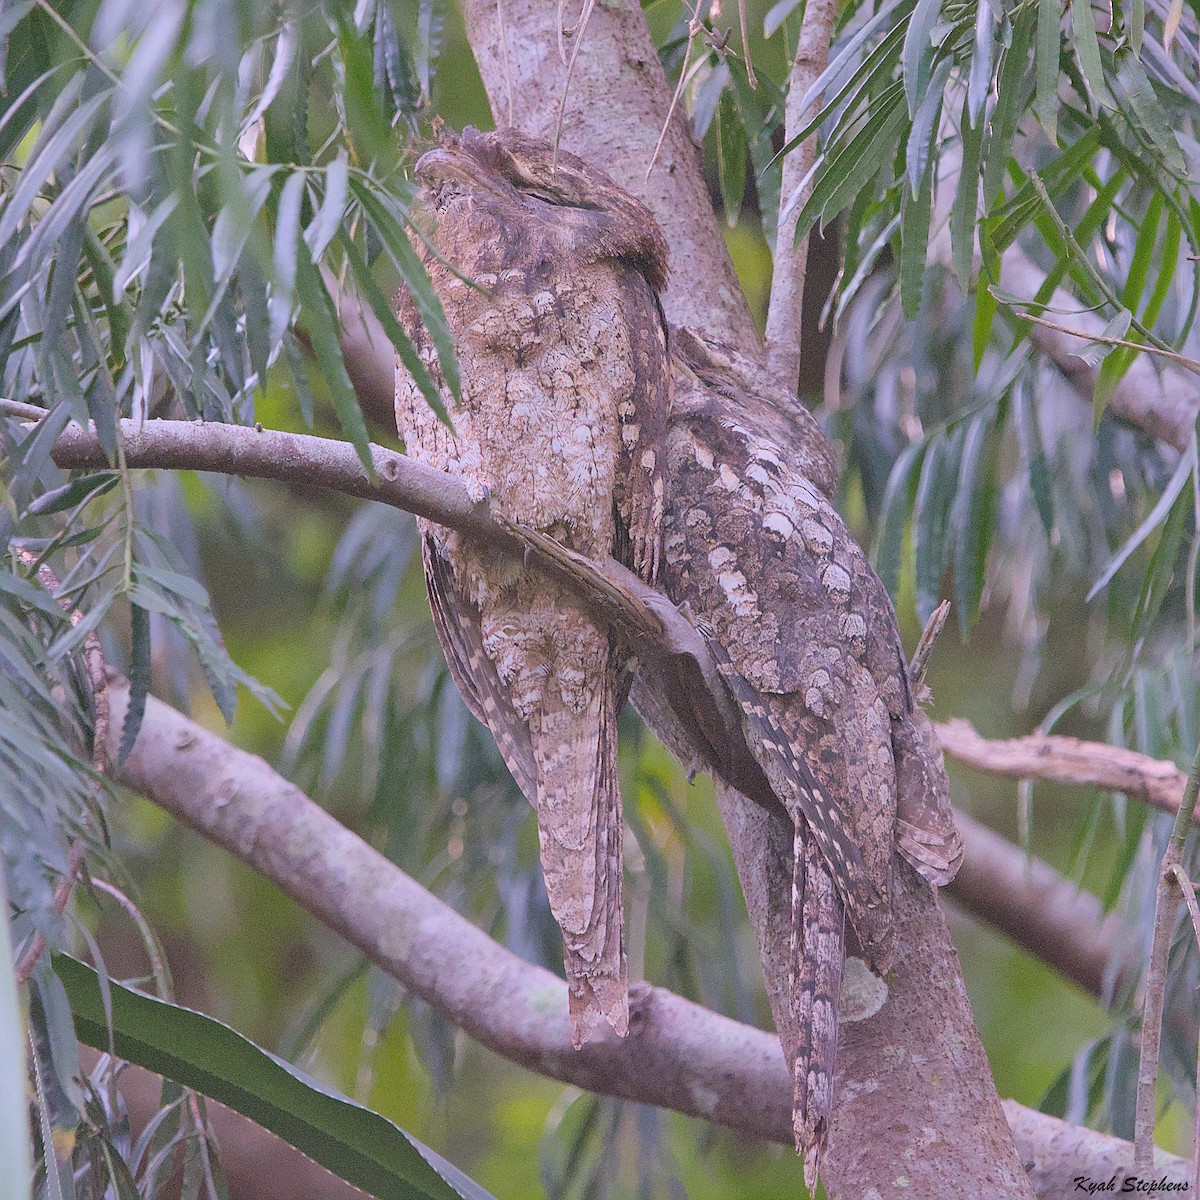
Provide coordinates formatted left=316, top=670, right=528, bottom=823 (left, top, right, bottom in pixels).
left=936, top=717, right=1194, bottom=823
left=100, top=677, right=1187, bottom=1197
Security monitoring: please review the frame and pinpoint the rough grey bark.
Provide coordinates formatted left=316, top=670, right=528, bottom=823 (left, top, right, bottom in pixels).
left=454, top=3, right=1035, bottom=1196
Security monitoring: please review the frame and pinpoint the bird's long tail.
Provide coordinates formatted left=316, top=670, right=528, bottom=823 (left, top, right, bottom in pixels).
left=534, top=672, right=627, bottom=1047
left=791, top=822, right=846, bottom=1190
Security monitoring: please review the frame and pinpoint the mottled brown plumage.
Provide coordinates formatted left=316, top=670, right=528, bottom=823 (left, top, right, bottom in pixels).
left=634, top=327, right=962, bottom=1184
left=394, top=127, right=669, bottom=1046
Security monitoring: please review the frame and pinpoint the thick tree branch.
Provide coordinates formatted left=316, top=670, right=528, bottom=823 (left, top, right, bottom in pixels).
left=948, top=811, right=1123, bottom=998
left=102, top=678, right=1185, bottom=1196
left=763, top=0, right=838, bottom=388
left=102, top=679, right=794, bottom=1144
left=936, top=717, right=1194, bottom=825
left=18, top=404, right=1182, bottom=1007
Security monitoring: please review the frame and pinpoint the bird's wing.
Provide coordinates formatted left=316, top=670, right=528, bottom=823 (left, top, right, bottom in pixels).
left=422, top=534, right=538, bottom=805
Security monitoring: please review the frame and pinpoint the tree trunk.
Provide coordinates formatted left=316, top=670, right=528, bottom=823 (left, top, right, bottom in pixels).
left=458, top=2, right=1036, bottom=1195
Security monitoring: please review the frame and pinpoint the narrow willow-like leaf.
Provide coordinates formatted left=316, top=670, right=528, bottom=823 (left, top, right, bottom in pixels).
left=907, top=56, right=950, bottom=191
left=982, top=7, right=1034, bottom=207
left=1087, top=441, right=1196, bottom=601
left=791, top=83, right=908, bottom=243
left=25, top=473, right=119, bottom=518
left=338, top=228, right=450, bottom=428
left=1071, top=0, right=1112, bottom=112
left=952, top=407, right=1001, bottom=634
left=763, top=0, right=804, bottom=37
left=351, top=177, right=460, bottom=402
left=716, top=90, right=746, bottom=226
left=913, top=429, right=961, bottom=622
left=951, top=98, right=983, bottom=290
left=967, top=0, right=995, bottom=128
left=1113, top=47, right=1186, bottom=176
left=1012, top=379, right=1054, bottom=536
left=1035, top=0, right=1061, bottom=142
left=875, top=440, right=926, bottom=595
left=900, top=160, right=933, bottom=319
left=118, top=604, right=151, bottom=767
left=778, top=1, right=912, bottom=154
left=973, top=232, right=1000, bottom=367
left=415, top=0, right=447, bottom=101
left=902, top=0, right=943, bottom=115
left=55, top=956, right=496, bottom=1200
left=294, top=254, right=373, bottom=471
left=305, top=151, right=350, bottom=262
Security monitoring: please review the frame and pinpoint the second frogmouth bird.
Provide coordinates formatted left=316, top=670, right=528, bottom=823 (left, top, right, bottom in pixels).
left=634, top=327, right=963, bottom=1184
left=394, top=127, right=669, bottom=1045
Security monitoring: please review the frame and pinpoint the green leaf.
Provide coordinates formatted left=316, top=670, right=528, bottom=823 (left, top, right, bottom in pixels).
left=1013, top=379, right=1054, bottom=536
left=902, top=0, right=943, bottom=116
left=875, top=440, right=926, bottom=595
left=1071, top=0, right=1112, bottom=111
left=763, top=0, right=804, bottom=37
left=716, top=90, right=746, bottom=227
left=951, top=97, right=983, bottom=290
left=1112, top=47, right=1186, bottom=176
left=791, top=82, right=908, bottom=244
left=906, top=56, right=950, bottom=191
left=306, top=151, right=350, bottom=262
left=967, top=0, right=996, bottom=128
left=24, top=472, right=119, bottom=518
left=54, top=956, right=496, bottom=1200
left=951, top=408, right=1001, bottom=634
left=0, top=868, right=33, bottom=1200
left=1087, top=441, right=1196, bottom=601
left=338, top=228, right=450, bottom=427
left=118, top=604, right=151, bottom=767
left=912, top=429, right=961, bottom=622
left=271, top=171, right=305, bottom=344
left=1129, top=0, right=1144, bottom=53
left=973, top=227, right=1000, bottom=367
left=351, top=177, right=459, bottom=403
left=982, top=7, right=1034, bottom=207
left=900, top=159, right=933, bottom=320
left=1035, top=0, right=1061, bottom=142
left=294, top=253, right=373, bottom=472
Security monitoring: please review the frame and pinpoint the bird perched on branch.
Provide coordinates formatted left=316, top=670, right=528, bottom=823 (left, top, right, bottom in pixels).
left=633, top=327, right=963, bottom=1185
left=394, top=126, right=669, bottom=1045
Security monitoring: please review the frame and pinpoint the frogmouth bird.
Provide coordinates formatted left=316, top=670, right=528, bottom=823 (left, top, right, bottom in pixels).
left=633, top=327, right=964, bottom=1185
left=394, top=126, right=669, bottom=1045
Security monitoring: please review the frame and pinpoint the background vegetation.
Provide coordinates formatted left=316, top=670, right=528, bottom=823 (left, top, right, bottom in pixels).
left=2, top=0, right=1199, bottom=1195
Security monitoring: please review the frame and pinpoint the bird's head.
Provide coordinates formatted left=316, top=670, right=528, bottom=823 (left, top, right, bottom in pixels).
left=415, top=127, right=669, bottom=295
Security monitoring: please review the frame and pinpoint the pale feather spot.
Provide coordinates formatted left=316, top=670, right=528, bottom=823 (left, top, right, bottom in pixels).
left=707, top=545, right=737, bottom=571
left=640, top=449, right=656, bottom=471
left=763, top=511, right=795, bottom=539
left=821, top=562, right=852, bottom=602
left=801, top=517, right=834, bottom=554
left=693, top=444, right=715, bottom=470
left=789, top=476, right=823, bottom=509
left=718, top=463, right=742, bottom=492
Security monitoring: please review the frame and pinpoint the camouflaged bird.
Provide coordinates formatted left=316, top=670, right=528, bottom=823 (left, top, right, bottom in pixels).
left=394, top=127, right=669, bottom=1045
left=633, top=327, right=963, bottom=1185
